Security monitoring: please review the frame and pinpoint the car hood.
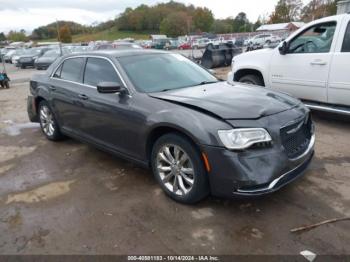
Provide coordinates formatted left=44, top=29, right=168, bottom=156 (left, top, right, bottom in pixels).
left=149, top=82, right=301, bottom=120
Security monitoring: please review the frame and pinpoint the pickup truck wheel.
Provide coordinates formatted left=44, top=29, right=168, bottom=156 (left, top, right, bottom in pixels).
left=151, top=133, right=209, bottom=204
left=38, top=101, right=64, bottom=141
left=239, top=74, right=264, bottom=86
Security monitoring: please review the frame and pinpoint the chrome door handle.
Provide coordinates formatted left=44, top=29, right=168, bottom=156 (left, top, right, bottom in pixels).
left=78, top=94, right=89, bottom=100
left=310, top=60, right=327, bottom=65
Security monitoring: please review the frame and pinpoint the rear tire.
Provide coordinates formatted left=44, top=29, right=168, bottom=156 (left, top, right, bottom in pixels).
left=239, top=74, right=264, bottom=86
left=38, top=100, right=64, bottom=141
left=151, top=133, right=209, bottom=204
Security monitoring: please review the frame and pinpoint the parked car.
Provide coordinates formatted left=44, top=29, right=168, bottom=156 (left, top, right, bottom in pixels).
left=3, top=50, right=17, bottom=63
left=248, top=34, right=281, bottom=46
left=152, top=39, right=169, bottom=49
left=178, top=42, right=191, bottom=50
left=192, top=38, right=210, bottom=49
left=17, top=48, right=51, bottom=69
left=0, top=48, right=11, bottom=62
left=94, top=42, right=142, bottom=50
left=12, top=49, right=28, bottom=65
left=34, top=49, right=68, bottom=70
left=164, top=40, right=179, bottom=50
left=27, top=50, right=314, bottom=203
left=228, top=13, right=350, bottom=115
left=234, top=37, right=245, bottom=47
left=113, top=42, right=142, bottom=49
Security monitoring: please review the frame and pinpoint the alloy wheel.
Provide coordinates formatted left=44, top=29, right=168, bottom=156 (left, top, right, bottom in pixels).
left=40, top=105, right=55, bottom=137
left=156, top=144, right=195, bottom=196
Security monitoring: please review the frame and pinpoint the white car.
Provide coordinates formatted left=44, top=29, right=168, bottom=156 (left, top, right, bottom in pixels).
left=228, top=13, right=350, bottom=114
left=192, top=38, right=210, bottom=49
left=248, top=34, right=281, bottom=46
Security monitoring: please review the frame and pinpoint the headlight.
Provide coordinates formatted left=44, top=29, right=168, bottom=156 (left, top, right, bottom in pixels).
left=218, top=128, right=272, bottom=150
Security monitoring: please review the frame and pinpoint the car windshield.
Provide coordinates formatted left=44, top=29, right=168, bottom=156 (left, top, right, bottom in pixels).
left=14, top=49, right=26, bottom=55
left=118, top=53, right=218, bottom=93
left=42, top=49, right=65, bottom=57
left=23, top=49, right=41, bottom=55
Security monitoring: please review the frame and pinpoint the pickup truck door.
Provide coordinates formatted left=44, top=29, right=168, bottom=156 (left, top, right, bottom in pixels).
left=269, top=21, right=338, bottom=103
left=327, top=17, right=350, bottom=107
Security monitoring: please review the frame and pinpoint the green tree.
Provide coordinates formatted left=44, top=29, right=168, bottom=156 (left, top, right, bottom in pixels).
left=0, top=32, right=6, bottom=41
left=59, top=25, right=72, bottom=43
left=300, top=0, right=339, bottom=22
left=193, top=7, right=214, bottom=32
left=7, top=31, right=27, bottom=41
left=160, top=11, right=190, bottom=36
left=269, top=0, right=303, bottom=23
left=232, top=12, right=251, bottom=32
left=211, top=19, right=233, bottom=34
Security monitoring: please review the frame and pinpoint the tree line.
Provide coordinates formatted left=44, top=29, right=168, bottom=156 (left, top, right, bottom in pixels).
left=0, top=0, right=341, bottom=42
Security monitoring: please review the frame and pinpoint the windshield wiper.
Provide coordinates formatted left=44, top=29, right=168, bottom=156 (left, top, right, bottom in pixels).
left=194, top=81, right=219, bottom=86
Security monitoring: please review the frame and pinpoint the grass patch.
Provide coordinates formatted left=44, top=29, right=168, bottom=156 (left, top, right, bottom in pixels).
left=43, top=27, right=150, bottom=43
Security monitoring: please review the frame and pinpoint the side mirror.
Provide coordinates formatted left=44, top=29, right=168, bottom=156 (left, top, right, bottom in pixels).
left=97, top=82, right=125, bottom=94
left=278, top=41, right=288, bottom=55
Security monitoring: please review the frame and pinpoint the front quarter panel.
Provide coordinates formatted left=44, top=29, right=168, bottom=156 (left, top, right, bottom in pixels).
left=232, top=49, right=276, bottom=86
left=129, top=94, right=232, bottom=161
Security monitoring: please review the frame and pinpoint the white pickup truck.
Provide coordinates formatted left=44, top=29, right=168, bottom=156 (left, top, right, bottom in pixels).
left=228, top=14, right=350, bottom=115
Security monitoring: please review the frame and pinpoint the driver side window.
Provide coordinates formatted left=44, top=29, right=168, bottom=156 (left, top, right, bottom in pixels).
left=288, top=22, right=336, bottom=54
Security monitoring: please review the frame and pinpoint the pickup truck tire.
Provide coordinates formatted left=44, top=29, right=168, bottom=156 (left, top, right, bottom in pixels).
left=239, top=74, right=264, bottom=86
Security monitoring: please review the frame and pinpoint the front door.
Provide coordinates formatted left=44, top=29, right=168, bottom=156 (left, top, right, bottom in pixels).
left=78, top=57, right=134, bottom=156
left=328, top=18, right=350, bottom=106
left=269, top=21, right=337, bottom=103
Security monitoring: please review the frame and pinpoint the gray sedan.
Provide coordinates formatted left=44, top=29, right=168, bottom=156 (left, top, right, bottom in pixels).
left=27, top=50, right=315, bottom=204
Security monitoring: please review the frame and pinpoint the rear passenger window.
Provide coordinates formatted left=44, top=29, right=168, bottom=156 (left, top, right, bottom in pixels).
left=53, top=64, right=62, bottom=78
left=342, top=22, right=350, bottom=52
left=83, top=58, right=121, bottom=87
left=60, top=58, right=85, bottom=82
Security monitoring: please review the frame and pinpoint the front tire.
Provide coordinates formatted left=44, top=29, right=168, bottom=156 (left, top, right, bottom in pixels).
left=151, top=133, right=209, bottom=204
left=38, top=100, right=64, bottom=141
left=239, top=74, right=264, bottom=86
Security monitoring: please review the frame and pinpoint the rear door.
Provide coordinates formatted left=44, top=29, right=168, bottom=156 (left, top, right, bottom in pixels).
left=327, top=16, right=350, bottom=106
left=49, top=57, right=87, bottom=132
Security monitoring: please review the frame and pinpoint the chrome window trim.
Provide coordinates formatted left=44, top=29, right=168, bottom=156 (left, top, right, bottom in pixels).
left=50, top=55, right=131, bottom=95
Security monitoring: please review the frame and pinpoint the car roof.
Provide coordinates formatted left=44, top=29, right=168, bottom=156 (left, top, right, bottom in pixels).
left=62, top=49, right=168, bottom=59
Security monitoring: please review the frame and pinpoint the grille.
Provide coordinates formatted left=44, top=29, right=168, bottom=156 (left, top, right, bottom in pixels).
left=280, top=115, right=312, bottom=159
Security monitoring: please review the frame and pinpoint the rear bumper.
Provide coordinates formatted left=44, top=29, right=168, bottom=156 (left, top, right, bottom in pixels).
left=19, top=61, right=35, bottom=67
left=203, top=133, right=315, bottom=198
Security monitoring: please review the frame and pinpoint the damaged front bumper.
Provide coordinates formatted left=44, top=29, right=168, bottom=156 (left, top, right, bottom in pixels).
left=203, top=108, right=315, bottom=198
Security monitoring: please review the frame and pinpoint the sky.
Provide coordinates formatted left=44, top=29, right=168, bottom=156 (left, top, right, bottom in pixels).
left=0, top=0, right=311, bottom=34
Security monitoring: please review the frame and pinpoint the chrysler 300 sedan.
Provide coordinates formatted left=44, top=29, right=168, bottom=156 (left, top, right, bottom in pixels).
left=27, top=50, right=315, bottom=204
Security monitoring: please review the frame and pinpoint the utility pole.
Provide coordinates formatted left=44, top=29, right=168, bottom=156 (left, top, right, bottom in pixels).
left=56, top=20, right=63, bottom=56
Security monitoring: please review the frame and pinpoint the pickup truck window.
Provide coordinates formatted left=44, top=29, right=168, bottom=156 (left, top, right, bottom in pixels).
left=288, top=22, right=336, bottom=54
left=342, top=22, right=350, bottom=52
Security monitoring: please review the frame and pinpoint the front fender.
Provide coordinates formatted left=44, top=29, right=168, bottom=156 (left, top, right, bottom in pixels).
left=232, top=49, right=275, bottom=85
left=145, top=107, right=232, bottom=147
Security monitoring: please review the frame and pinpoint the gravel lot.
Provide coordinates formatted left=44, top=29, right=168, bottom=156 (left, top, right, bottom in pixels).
left=0, top=63, right=349, bottom=256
